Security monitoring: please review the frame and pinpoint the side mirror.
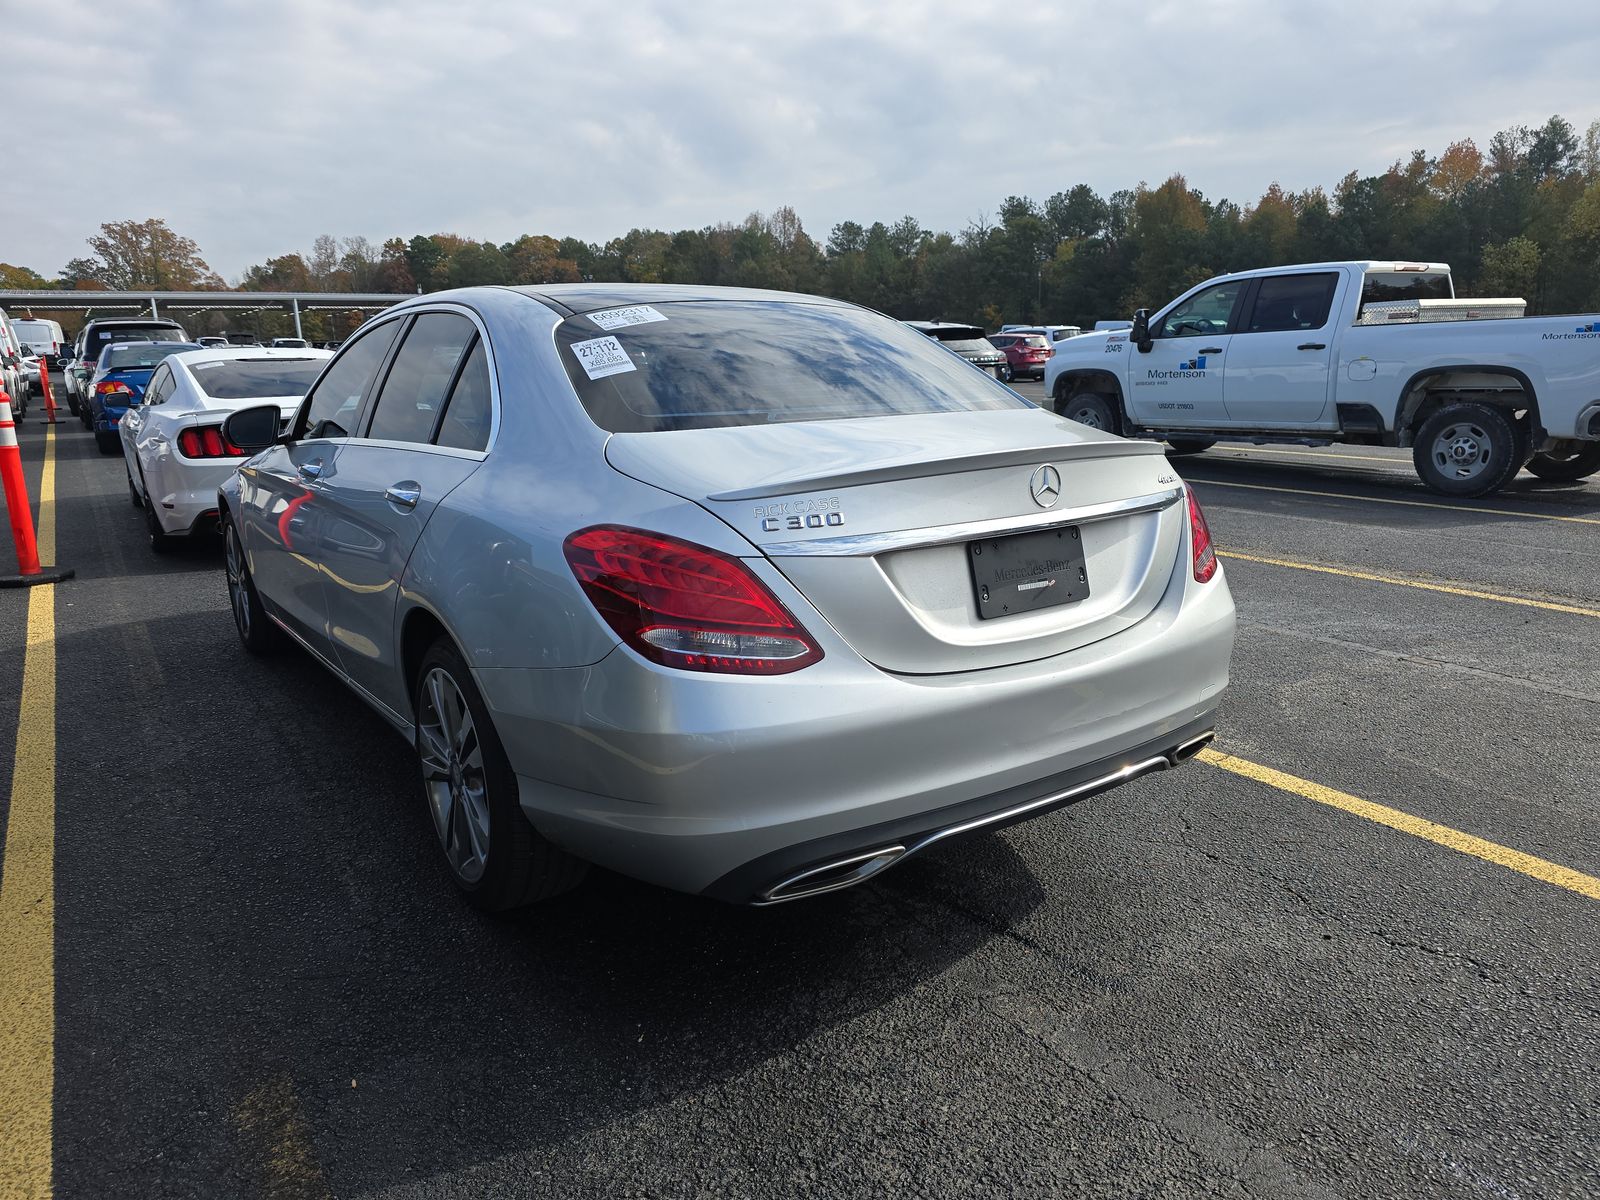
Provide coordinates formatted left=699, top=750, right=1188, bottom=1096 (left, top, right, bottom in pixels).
left=222, top=404, right=283, bottom=453
left=1130, top=309, right=1153, bottom=353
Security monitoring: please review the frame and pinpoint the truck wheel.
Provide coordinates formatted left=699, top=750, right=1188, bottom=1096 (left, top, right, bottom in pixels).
left=1060, top=391, right=1119, bottom=434
left=1523, top=444, right=1600, bottom=482
left=1412, top=403, right=1524, bottom=497
left=1166, top=438, right=1216, bottom=456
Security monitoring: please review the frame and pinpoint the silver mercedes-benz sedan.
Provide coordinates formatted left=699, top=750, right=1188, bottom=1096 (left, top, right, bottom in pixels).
left=217, top=285, right=1235, bottom=911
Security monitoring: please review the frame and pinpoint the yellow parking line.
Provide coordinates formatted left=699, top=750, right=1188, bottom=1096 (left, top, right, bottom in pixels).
left=1211, top=445, right=1407, bottom=466
left=1218, top=550, right=1600, bottom=618
left=1190, top=477, right=1600, bottom=527
left=1198, top=747, right=1600, bottom=901
left=0, top=428, right=59, bottom=1197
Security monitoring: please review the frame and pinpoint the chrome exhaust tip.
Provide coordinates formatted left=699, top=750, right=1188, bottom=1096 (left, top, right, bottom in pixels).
left=1170, top=730, right=1216, bottom=764
left=757, top=845, right=907, bottom=904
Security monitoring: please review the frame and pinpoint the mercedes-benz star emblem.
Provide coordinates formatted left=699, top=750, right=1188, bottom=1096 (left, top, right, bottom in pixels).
left=1029, top=464, right=1062, bottom=509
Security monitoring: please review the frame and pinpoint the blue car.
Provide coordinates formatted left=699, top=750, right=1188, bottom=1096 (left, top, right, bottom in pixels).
left=87, top=341, right=203, bottom=454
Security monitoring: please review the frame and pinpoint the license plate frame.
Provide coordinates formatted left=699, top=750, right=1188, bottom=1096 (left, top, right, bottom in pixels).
left=969, top=525, right=1090, bottom=619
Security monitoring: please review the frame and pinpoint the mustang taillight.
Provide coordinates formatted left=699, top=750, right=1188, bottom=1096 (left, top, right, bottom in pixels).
left=563, top=526, right=823, bottom=675
left=1187, top=487, right=1217, bottom=583
left=177, top=425, right=246, bottom=458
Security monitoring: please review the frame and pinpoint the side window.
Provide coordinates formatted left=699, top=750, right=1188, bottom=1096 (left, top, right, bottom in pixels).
left=144, top=365, right=172, bottom=405
left=298, top=320, right=402, bottom=439
left=1244, top=273, right=1338, bottom=334
left=1156, top=281, right=1244, bottom=339
left=434, top=339, right=493, bottom=452
left=364, top=313, right=477, bottom=445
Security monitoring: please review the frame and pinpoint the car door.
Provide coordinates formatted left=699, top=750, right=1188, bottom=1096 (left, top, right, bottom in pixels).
left=1222, top=271, right=1343, bottom=427
left=1125, top=277, right=1246, bottom=428
left=313, top=311, right=493, bottom=720
left=122, top=362, right=170, bottom=476
left=237, top=318, right=404, bottom=656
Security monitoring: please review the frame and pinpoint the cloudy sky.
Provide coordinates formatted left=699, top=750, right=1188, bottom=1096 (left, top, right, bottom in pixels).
left=6, top=0, right=1597, bottom=280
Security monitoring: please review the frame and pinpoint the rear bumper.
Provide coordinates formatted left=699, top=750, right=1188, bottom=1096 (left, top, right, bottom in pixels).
left=144, top=456, right=237, bottom=535
left=477, top=556, right=1235, bottom=899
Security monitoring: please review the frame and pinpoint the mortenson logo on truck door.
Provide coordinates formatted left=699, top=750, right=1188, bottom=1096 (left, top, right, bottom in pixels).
left=1142, top=355, right=1208, bottom=381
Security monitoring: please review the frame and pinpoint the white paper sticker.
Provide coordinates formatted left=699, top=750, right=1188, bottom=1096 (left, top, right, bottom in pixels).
left=191, top=361, right=223, bottom=370
left=587, top=305, right=668, bottom=331
left=570, top=336, right=637, bottom=380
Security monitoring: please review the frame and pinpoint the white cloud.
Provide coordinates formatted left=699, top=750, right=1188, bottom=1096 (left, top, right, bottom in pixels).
left=4, top=0, right=1596, bottom=278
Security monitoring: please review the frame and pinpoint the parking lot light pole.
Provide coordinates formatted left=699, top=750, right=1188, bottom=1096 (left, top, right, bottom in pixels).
left=292, top=298, right=303, bottom=341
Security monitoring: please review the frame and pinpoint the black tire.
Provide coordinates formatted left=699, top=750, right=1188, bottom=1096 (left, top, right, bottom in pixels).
left=414, top=637, right=587, bottom=911
left=1059, top=390, right=1120, bottom=434
left=142, top=488, right=176, bottom=554
left=999, top=362, right=1014, bottom=383
left=126, top=462, right=142, bottom=507
left=95, top=429, right=120, bottom=455
left=1166, top=438, right=1217, bottom=456
left=1412, top=403, right=1524, bottom=498
left=1523, top=444, right=1600, bottom=482
left=223, top=517, right=279, bottom=654
left=66, top=386, right=80, bottom=417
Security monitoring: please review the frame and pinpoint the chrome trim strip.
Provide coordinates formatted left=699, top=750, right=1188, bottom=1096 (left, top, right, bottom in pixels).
left=757, top=486, right=1183, bottom=557
left=756, top=846, right=907, bottom=905
left=914, top=755, right=1172, bottom=854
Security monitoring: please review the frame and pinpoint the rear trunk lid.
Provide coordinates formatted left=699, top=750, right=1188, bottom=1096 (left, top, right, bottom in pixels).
left=606, top=408, right=1187, bottom=674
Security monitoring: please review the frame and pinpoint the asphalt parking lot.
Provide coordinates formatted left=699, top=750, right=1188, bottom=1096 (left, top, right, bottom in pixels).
left=2, top=376, right=1598, bottom=1199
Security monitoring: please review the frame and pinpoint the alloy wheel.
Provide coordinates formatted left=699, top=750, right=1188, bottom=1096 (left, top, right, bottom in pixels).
left=1430, top=421, right=1492, bottom=481
left=416, top=667, right=491, bottom=885
left=224, top=524, right=252, bottom=640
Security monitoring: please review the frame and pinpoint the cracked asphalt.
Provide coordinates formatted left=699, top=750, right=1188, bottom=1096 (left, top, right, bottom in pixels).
left=1, top=377, right=1597, bottom=1198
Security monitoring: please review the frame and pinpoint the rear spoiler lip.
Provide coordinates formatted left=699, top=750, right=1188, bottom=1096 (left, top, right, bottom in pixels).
left=707, top=438, right=1164, bottom=502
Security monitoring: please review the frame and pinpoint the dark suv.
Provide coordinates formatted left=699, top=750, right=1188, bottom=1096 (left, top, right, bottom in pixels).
left=69, top=318, right=190, bottom=422
left=904, top=321, right=1007, bottom=379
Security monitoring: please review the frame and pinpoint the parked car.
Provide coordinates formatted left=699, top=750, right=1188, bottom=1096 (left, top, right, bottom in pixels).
left=904, top=320, right=1008, bottom=378
left=1000, top=324, right=1083, bottom=343
left=0, top=309, right=26, bottom=415
left=270, top=337, right=309, bottom=349
left=12, top=318, right=66, bottom=366
left=1044, top=258, right=1600, bottom=493
left=195, top=336, right=230, bottom=348
left=988, top=332, right=1053, bottom=382
left=69, top=318, right=191, bottom=423
left=84, top=340, right=202, bottom=453
left=120, top=347, right=332, bottom=551
left=21, top=355, right=41, bottom=399
left=217, top=285, right=1235, bottom=912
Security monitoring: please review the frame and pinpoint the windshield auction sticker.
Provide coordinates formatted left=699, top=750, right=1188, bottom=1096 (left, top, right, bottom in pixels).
left=570, top=336, right=637, bottom=379
left=587, top=305, right=667, bottom=331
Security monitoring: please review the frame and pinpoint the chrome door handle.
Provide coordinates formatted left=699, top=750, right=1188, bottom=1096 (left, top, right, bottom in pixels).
left=1198, top=347, right=1223, bottom=354
left=297, top=459, right=324, bottom=481
left=1297, top=343, right=1327, bottom=351
left=384, top=482, right=421, bottom=509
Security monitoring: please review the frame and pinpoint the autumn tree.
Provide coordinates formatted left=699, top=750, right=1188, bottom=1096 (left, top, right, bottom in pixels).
left=84, top=219, right=222, bottom=290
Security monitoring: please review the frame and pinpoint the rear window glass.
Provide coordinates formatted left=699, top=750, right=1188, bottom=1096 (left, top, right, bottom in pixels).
left=1360, top=271, right=1452, bottom=312
left=556, top=301, right=1031, bottom=434
left=188, top=358, right=327, bottom=399
left=89, top=325, right=186, bottom=355
left=1020, top=336, right=1049, bottom=349
left=103, top=343, right=201, bottom=370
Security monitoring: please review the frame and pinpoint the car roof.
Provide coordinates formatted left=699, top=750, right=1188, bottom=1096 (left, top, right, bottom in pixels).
left=167, top=347, right=333, bottom=370
left=486, top=282, right=855, bottom=316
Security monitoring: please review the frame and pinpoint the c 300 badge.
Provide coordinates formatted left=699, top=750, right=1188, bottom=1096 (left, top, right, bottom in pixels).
left=755, top=496, right=845, bottom=533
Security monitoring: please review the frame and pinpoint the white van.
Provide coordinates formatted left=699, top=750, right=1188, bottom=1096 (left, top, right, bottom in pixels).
left=12, top=318, right=66, bottom=362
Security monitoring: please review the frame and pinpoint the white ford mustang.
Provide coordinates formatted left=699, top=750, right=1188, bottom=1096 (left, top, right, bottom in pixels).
left=120, top=347, right=333, bottom=551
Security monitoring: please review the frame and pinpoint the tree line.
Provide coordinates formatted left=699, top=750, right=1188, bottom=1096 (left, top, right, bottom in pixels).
left=5, top=114, right=1599, bottom=341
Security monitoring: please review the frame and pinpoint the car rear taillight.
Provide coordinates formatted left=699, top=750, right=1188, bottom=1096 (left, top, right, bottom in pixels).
left=563, top=526, right=824, bottom=675
left=177, top=425, right=246, bottom=458
left=95, top=381, right=132, bottom=397
left=1187, top=488, right=1217, bottom=583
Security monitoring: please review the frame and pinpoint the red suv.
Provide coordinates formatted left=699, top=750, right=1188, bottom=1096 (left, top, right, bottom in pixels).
left=988, top=333, right=1052, bottom=382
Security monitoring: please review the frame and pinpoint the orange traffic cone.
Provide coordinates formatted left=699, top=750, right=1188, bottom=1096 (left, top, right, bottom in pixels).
left=0, top=390, right=73, bottom=587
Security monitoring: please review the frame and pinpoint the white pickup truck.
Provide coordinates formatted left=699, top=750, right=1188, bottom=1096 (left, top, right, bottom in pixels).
left=1041, top=260, right=1600, bottom=496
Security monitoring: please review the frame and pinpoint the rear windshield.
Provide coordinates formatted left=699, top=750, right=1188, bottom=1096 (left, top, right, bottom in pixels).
left=103, top=343, right=201, bottom=371
left=556, top=301, right=1031, bottom=434
left=1360, top=271, right=1453, bottom=312
left=1019, top=336, right=1049, bottom=349
left=188, top=358, right=327, bottom=399
left=12, top=322, right=56, bottom=347
left=89, top=325, right=186, bottom=356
